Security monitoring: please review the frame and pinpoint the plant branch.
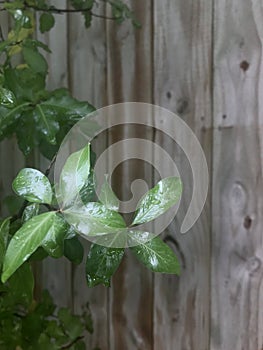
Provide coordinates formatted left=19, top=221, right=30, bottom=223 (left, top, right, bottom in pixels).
left=0, top=1, right=115, bottom=20
left=44, top=153, right=57, bottom=177
left=60, top=336, right=84, bottom=349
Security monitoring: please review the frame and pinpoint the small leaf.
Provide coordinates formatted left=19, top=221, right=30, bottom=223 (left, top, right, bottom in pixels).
left=132, top=177, right=182, bottom=225
left=130, top=233, right=180, bottom=274
left=12, top=168, right=53, bottom=204
left=64, top=237, right=84, bottom=265
left=59, top=144, right=91, bottom=208
left=0, top=87, right=16, bottom=107
left=64, top=202, right=126, bottom=237
left=22, top=203, right=40, bottom=223
left=22, top=46, right=48, bottom=74
left=2, top=212, right=64, bottom=282
left=86, top=244, right=124, bottom=287
left=98, top=175, right=119, bottom=211
left=39, top=13, right=55, bottom=33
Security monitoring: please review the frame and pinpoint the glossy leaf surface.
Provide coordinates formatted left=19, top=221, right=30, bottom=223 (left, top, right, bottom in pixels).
left=86, top=244, right=124, bottom=287
left=132, top=177, right=182, bottom=225
left=59, top=144, right=91, bottom=208
left=2, top=212, right=65, bottom=282
left=12, top=168, right=52, bottom=204
left=64, top=202, right=126, bottom=237
left=98, top=174, right=119, bottom=211
left=130, top=233, right=180, bottom=274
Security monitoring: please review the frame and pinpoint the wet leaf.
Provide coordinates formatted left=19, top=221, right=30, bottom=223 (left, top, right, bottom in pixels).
left=98, top=174, right=119, bottom=211
left=130, top=233, right=180, bottom=274
left=59, top=144, right=91, bottom=208
left=2, top=212, right=65, bottom=282
left=132, top=177, right=182, bottom=225
left=86, top=244, right=124, bottom=287
left=64, top=202, right=126, bottom=237
left=12, top=168, right=53, bottom=204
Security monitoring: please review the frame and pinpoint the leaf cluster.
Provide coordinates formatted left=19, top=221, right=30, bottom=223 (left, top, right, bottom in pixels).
left=1, top=144, right=183, bottom=289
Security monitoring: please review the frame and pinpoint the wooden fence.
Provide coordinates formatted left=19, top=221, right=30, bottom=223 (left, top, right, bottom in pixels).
left=0, top=0, right=263, bottom=349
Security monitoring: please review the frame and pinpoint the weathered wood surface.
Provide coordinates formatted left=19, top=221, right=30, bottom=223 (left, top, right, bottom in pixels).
left=36, top=0, right=73, bottom=308
left=211, top=0, right=263, bottom=349
left=0, top=1, right=263, bottom=349
left=67, top=6, right=109, bottom=349
left=106, top=1, right=154, bottom=349
left=153, top=1, right=212, bottom=349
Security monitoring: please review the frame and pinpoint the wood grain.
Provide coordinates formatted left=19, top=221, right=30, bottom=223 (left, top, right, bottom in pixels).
left=153, top=1, right=212, bottom=349
left=106, top=1, right=154, bottom=349
left=36, top=0, right=73, bottom=308
left=212, top=0, right=263, bottom=349
left=67, top=6, right=109, bottom=349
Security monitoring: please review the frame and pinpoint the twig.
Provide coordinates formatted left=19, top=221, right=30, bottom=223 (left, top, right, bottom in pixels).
left=45, top=153, right=57, bottom=177
left=0, top=0, right=115, bottom=20
left=60, top=336, right=84, bottom=349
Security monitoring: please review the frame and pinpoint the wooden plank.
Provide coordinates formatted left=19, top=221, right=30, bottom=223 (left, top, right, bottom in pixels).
left=67, top=7, right=109, bottom=349
left=106, top=1, right=154, bottom=349
left=36, top=0, right=73, bottom=308
left=212, top=1, right=263, bottom=349
left=153, top=1, right=212, bottom=349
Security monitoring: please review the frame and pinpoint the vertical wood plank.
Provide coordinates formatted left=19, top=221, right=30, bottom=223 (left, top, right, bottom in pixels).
left=153, top=1, right=212, bottom=349
left=36, top=1, right=73, bottom=308
left=106, top=1, right=154, bottom=349
left=212, top=1, right=263, bottom=349
left=67, top=8, right=109, bottom=349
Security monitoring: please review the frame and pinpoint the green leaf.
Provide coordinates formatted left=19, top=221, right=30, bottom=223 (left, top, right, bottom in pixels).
left=0, top=218, right=10, bottom=269
left=0, top=103, right=29, bottom=140
left=41, top=214, right=67, bottom=258
left=64, top=237, right=84, bottom=265
left=39, top=89, right=95, bottom=125
left=79, top=169, right=96, bottom=204
left=130, top=233, right=180, bottom=274
left=59, top=144, right=91, bottom=208
left=98, top=174, right=119, bottom=211
left=64, top=202, right=126, bottom=237
left=22, top=46, right=48, bottom=74
left=58, top=308, right=84, bottom=340
left=86, top=244, right=124, bottom=287
left=34, top=104, right=59, bottom=145
left=16, top=111, right=36, bottom=156
left=39, top=13, right=55, bottom=33
left=12, top=168, right=53, bottom=204
left=22, top=203, right=40, bottom=223
left=8, top=262, right=34, bottom=305
left=132, top=177, right=182, bottom=225
left=2, top=212, right=65, bottom=282
left=0, top=87, right=16, bottom=107
left=4, top=68, right=46, bottom=102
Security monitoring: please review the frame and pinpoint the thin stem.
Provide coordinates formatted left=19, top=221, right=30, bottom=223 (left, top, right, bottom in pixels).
left=44, top=153, right=57, bottom=177
left=0, top=0, right=115, bottom=20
